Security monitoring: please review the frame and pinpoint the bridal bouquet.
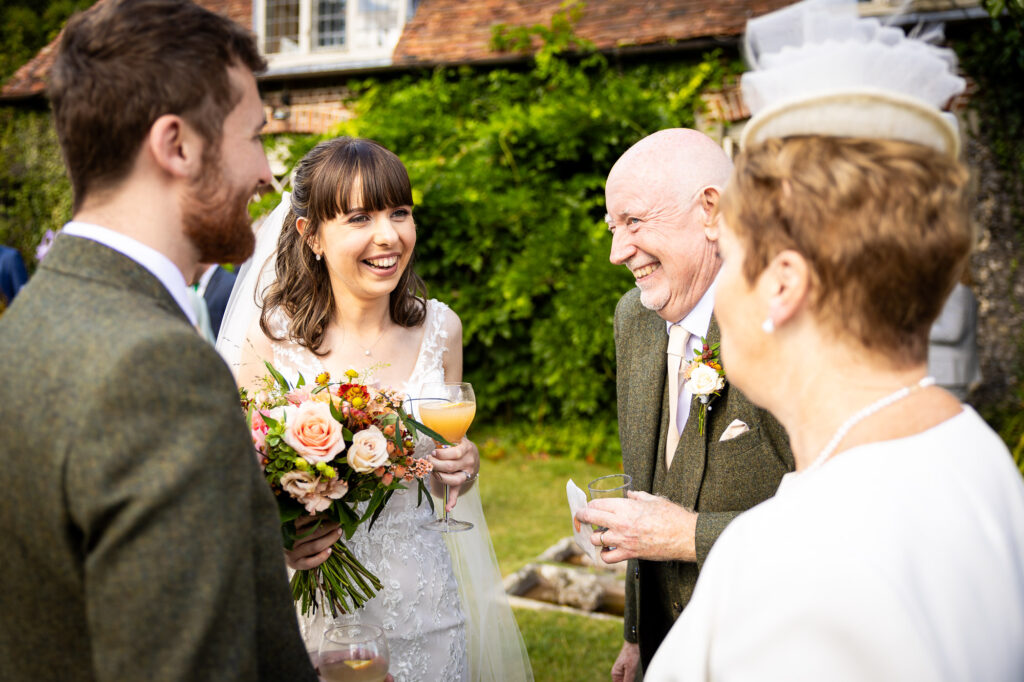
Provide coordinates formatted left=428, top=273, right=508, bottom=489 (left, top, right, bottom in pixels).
left=241, top=362, right=443, bottom=616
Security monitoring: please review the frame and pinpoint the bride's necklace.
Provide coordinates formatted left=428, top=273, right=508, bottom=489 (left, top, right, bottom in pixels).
left=356, top=327, right=388, bottom=357
left=803, top=376, right=936, bottom=475
left=342, top=322, right=389, bottom=357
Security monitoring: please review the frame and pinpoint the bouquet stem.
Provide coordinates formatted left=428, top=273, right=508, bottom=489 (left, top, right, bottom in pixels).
left=290, top=540, right=383, bottom=617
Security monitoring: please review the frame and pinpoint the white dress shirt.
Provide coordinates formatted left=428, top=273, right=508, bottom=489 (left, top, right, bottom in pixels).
left=666, top=277, right=717, bottom=437
left=61, top=221, right=197, bottom=326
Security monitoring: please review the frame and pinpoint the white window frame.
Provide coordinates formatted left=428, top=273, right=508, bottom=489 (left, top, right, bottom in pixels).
left=256, top=0, right=411, bottom=73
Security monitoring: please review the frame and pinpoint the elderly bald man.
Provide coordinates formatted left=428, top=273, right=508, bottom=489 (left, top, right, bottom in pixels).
left=576, top=129, right=794, bottom=681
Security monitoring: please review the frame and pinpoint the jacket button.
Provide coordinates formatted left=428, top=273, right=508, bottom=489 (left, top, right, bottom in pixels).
left=634, top=565, right=639, bottom=579
left=673, top=601, right=681, bottom=613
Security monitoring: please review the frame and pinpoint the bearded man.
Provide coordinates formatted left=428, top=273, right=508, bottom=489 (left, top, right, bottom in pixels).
left=0, top=1, right=316, bottom=679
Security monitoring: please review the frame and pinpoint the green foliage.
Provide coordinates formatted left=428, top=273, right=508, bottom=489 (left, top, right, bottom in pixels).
left=269, top=6, right=736, bottom=444
left=1, top=1, right=95, bottom=83
left=981, top=0, right=1024, bottom=24
left=0, top=107, right=72, bottom=273
left=957, top=8, right=1024, bottom=231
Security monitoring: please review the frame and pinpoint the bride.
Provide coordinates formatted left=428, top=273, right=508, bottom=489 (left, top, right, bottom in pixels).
left=217, top=137, right=532, bottom=681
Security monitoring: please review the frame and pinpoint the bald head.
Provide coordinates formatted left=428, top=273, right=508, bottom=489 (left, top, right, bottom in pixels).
left=605, top=129, right=733, bottom=322
left=607, top=128, right=732, bottom=204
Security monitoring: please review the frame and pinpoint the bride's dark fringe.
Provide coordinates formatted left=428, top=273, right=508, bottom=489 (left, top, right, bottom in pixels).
left=260, top=137, right=428, bottom=355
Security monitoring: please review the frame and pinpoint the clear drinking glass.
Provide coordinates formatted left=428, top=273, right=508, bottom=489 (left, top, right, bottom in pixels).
left=317, top=623, right=390, bottom=682
left=418, top=381, right=476, bottom=533
left=587, top=474, right=632, bottom=544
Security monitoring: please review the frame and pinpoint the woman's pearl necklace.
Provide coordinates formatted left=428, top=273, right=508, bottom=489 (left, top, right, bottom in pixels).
left=803, top=376, right=936, bottom=475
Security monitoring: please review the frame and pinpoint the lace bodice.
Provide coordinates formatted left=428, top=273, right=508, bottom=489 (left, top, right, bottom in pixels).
left=268, top=299, right=468, bottom=682
left=266, top=299, right=450, bottom=411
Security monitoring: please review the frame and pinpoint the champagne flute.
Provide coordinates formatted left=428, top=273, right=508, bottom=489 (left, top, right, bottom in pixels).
left=418, top=381, right=476, bottom=533
left=318, top=623, right=390, bottom=682
left=587, top=474, right=631, bottom=551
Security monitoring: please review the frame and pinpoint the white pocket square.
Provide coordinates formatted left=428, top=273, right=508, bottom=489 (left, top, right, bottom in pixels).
left=719, top=419, right=750, bottom=442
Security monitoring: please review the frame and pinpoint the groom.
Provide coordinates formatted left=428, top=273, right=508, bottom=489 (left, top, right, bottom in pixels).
left=0, top=1, right=316, bottom=680
left=577, top=129, right=794, bottom=680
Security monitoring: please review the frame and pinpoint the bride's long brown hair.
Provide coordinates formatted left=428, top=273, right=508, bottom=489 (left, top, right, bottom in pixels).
left=260, top=137, right=427, bottom=354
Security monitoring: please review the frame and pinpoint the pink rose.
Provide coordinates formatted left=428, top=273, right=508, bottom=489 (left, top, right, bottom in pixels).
left=282, top=402, right=345, bottom=464
left=346, top=426, right=390, bottom=473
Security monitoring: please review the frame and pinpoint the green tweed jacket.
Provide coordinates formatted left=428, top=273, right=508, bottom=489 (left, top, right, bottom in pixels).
left=0, top=235, right=316, bottom=682
left=614, top=288, right=793, bottom=675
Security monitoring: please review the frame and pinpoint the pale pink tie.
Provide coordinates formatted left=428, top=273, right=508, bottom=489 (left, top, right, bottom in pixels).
left=666, top=324, right=688, bottom=468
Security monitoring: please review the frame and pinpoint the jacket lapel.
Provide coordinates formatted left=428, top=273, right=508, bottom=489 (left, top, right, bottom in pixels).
left=625, top=310, right=668, bottom=495
left=676, top=317, right=721, bottom=508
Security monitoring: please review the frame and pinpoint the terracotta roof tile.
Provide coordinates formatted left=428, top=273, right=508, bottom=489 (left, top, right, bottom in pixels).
left=394, top=0, right=794, bottom=65
left=1, top=0, right=253, bottom=101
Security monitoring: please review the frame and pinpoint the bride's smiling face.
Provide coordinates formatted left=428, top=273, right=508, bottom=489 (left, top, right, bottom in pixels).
left=313, top=179, right=416, bottom=301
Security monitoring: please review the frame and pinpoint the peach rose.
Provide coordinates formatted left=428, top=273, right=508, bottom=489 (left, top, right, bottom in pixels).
left=346, top=426, right=390, bottom=473
left=282, top=401, right=345, bottom=465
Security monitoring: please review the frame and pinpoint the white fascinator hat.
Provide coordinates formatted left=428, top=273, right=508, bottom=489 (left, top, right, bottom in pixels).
left=739, top=0, right=966, bottom=155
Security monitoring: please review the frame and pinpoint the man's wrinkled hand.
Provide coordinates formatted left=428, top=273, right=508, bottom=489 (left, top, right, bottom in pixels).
left=612, top=641, right=641, bottom=682
left=574, top=490, right=697, bottom=564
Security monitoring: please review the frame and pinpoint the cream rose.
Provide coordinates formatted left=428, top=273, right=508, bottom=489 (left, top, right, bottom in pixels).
left=282, top=401, right=345, bottom=465
left=346, top=426, right=390, bottom=473
left=688, top=364, right=724, bottom=396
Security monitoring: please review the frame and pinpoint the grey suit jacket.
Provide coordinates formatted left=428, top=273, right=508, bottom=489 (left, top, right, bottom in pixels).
left=614, top=288, right=793, bottom=673
left=0, top=234, right=316, bottom=681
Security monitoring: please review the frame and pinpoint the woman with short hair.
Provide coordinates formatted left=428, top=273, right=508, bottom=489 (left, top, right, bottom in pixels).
left=645, top=2, right=1024, bottom=680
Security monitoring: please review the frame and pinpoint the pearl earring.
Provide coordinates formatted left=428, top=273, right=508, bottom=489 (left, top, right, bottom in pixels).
left=761, top=317, right=775, bottom=334
left=315, top=253, right=322, bottom=261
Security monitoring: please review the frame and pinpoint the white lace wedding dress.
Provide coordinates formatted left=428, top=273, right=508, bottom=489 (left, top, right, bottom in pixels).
left=267, top=299, right=469, bottom=681
left=216, top=193, right=533, bottom=682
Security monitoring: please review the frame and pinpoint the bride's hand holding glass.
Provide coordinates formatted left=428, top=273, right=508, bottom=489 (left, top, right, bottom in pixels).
left=427, top=437, right=480, bottom=511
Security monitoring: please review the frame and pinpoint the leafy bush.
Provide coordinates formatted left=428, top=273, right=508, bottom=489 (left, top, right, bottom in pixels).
left=0, top=107, right=72, bottom=274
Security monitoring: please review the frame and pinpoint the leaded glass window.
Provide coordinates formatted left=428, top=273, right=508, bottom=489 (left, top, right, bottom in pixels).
left=316, top=0, right=347, bottom=48
left=266, top=0, right=300, bottom=53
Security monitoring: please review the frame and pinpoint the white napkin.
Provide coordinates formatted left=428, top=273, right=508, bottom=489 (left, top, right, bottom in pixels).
left=718, top=418, right=750, bottom=442
left=567, top=479, right=600, bottom=563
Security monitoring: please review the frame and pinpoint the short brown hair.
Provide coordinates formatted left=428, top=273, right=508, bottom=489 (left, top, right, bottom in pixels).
left=48, top=0, right=267, bottom=210
left=722, top=136, right=971, bottom=365
left=260, top=137, right=427, bottom=354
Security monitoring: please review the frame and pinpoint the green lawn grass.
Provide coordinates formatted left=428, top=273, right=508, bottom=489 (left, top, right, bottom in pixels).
left=477, top=443, right=622, bottom=576
left=473, top=431, right=624, bottom=680
left=514, top=609, right=622, bottom=682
